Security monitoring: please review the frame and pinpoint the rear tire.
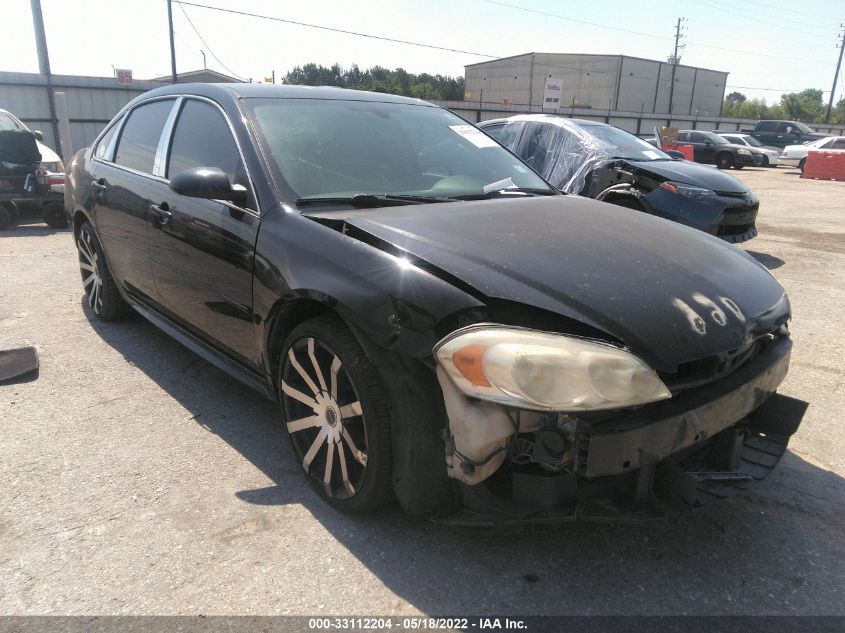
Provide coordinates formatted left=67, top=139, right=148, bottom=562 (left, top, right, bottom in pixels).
left=278, top=315, right=394, bottom=513
left=799, top=158, right=806, bottom=175
left=77, top=222, right=132, bottom=321
left=42, top=201, right=68, bottom=229
left=717, top=153, right=734, bottom=169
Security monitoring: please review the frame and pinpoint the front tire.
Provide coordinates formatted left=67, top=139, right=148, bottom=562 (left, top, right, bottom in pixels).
left=717, top=153, right=734, bottom=169
left=278, top=316, right=393, bottom=513
left=77, top=222, right=132, bottom=320
left=799, top=158, right=806, bottom=175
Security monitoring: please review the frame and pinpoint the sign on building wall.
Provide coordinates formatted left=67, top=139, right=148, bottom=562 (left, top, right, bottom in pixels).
left=542, top=77, right=562, bottom=109
left=114, top=69, right=133, bottom=85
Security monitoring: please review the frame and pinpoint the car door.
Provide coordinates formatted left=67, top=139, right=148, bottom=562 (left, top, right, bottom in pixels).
left=685, top=132, right=710, bottom=163
left=92, top=98, right=179, bottom=304
left=147, top=97, right=261, bottom=367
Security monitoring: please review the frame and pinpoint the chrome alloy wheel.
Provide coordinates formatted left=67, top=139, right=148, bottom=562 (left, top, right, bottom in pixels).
left=281, top=337, right=368, bottom=499
left=77, top=230, right=103, bottom=313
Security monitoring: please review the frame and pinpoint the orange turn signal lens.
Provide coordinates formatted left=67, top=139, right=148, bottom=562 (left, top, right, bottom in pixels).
left=452, top=344, right=490, bottom=387
left=660, top=182, right=678, bottom=194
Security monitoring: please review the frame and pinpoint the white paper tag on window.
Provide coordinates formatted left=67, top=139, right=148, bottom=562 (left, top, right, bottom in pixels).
left=450, top=125, right=498, bottom=148
left=643, top=150, right=661, bottom=160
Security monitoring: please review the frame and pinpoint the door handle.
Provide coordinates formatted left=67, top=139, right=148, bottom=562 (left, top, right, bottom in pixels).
left=150, top=202, right=172, bottom=226
left=91, top=179, right=107, bottom=197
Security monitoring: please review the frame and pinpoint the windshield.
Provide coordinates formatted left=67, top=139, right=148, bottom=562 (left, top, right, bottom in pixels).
left=793, top=121, right=814, bottom=134
left=810, top=137, right=835, bottom=148
left=0, top=113, right=24, bottom=132
left=246, top=98, right=552, bottom=203
left=742, top=135, right=763, bottom=147
left=701, top=131, right=730, bottom=145
left=580, top=124, right=671, bottom=161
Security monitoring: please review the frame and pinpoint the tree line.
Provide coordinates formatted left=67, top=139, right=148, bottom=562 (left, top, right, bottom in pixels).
left=281, top=63, right=465, bottom=101
left=721, top=89, right=845, bottom=125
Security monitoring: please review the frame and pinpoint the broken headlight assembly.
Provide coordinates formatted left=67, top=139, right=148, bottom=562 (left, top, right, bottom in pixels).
left=659, top=181, right=715, bottom=198
left=434, top=325, right=671, bottom=412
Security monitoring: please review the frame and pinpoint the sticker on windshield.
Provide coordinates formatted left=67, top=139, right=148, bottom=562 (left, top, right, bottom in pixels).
left=643, top=150, right=661, bottom=160
left=449, top=125, right=499, bottom=148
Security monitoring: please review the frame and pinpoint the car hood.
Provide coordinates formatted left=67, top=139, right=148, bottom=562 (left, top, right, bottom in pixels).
left=626, top=159, right=748, bottom=193
left=311, top=196, right=789, bottom=371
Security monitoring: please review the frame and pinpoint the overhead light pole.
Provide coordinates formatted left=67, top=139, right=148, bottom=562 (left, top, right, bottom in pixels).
left=825, top=27, right=844, bottom=124
left=167, top=0, right=177, bottom=84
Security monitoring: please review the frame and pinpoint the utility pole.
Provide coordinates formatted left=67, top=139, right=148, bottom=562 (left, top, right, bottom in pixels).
left=167, top=0, right=177, bottom=84
left=825, top=27, right=844, bottom=124
left=29, top=0, right=61, bottom=156
left=667, top=17, right=686, bottom=124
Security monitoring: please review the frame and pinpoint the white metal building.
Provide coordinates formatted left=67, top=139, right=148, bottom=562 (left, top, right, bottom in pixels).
left=464, top=53, right=728, bottom=117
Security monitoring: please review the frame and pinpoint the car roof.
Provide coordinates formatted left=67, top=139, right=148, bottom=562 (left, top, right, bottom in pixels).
left=128, top=83, right=432, bottom=107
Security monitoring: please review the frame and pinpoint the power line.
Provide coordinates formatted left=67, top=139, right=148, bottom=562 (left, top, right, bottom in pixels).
left=481, top=0, right=671, bottom=41
left=693, top=0, right=834, bottom=37
left=171, top=0, right=832, bottom=97
left=174, top=1, right=499, bottom=58
left=481, top=0, right=833, bottom=65
left=737, top=0, right=842, bottom=22
left=176, top=2, right=247, bottom=80
left=699, top=0, right=835, bottom=32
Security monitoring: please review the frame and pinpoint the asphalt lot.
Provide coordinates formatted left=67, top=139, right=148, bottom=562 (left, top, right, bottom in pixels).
left=1, top=165, right=843, bottom=616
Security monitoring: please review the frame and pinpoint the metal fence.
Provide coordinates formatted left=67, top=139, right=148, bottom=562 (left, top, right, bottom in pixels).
left=433, top=100, right=845, bottom=137
left=0, top=71, right=162, bottom=158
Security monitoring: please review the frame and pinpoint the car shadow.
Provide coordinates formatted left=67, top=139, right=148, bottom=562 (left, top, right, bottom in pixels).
left=0, top=221, right=67, bottom=238
left=745, top=250, right=786, bottom=270
left=83, top=299, right=845, bottom=615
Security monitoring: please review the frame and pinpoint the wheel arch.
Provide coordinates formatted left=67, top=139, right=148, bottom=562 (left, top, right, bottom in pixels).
left=263, top=290, right=456, bottom=514
left=71, top=206, right=93, bottom=238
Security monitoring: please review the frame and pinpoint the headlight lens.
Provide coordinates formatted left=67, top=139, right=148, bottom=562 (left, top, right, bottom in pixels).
left=660, top=181, right=715, bottom=198
left=435, top=326, right=671, bottom=411
left=737, top=148, right=751, bottom=155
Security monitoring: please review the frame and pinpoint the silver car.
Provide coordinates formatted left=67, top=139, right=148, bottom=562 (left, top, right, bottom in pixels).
left=718, top=133, right=780, bottom=167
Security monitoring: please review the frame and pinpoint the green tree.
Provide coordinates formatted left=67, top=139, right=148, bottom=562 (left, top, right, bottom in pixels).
left=281, top=63, right=464, bottom=100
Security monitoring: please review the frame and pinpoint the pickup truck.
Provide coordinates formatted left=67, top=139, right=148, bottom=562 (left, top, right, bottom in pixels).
left=745, top=120, right=827, bottom=148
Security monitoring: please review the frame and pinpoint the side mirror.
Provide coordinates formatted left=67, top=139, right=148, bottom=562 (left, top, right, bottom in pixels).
left=33, top=130, right=44, bottom=141
left=169, top=167, right=248, bottom=205
left=666, top=150, right=685, bottom=160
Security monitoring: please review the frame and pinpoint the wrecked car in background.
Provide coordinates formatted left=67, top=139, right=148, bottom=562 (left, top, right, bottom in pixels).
left=479, top=115, right=759, bottom=243
left=65, top=85, right=804, bottom=524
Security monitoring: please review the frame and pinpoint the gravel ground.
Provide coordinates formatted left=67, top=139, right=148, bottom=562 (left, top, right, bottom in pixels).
left=1, top=166, right=843, bottom=616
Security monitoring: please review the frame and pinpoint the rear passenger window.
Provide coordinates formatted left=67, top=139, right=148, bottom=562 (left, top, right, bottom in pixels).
left=114, top=100, right=174, bottom=174
left=94, top=117, right=121, bottom=160
left=831, top=139, right=845, bottom=149
left=167, top=100, right=242, bottom=184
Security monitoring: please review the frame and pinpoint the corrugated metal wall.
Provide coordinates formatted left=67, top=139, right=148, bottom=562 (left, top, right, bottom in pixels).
left=465, top=54, right=728, bottom=116
left=0, top=71, right=161, bottom=156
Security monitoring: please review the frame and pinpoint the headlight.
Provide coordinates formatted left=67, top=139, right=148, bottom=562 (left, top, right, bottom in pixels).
left=659, top=181, right=715, bottom=198
left=434, top=325, right=671, bottom=412
left=737, top=148, right=751, bottom=155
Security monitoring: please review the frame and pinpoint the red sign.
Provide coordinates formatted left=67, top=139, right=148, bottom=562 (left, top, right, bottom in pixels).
left=115, top=69, right=133, bottom=85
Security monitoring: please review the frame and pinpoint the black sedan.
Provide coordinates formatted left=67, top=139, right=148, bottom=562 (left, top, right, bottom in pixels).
left=65, top=84, right=804, bottom=523
left=677, top=130, right=765, bottom=169
left=479, top=115, right=759, bottom=243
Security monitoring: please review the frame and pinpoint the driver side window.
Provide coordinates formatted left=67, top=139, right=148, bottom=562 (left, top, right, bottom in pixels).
left=167, top=99, right=244, bottom=186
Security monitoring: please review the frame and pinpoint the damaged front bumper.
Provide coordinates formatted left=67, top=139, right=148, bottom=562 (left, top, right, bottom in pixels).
left=642, top=187, right=759, bottom=244
left=435, top=335, right=806, bottom=525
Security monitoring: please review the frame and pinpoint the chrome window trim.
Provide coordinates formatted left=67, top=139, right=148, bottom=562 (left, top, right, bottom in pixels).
left=92, top=93, right=261, bottom=219
left=153, top=97, right=184, bottom=177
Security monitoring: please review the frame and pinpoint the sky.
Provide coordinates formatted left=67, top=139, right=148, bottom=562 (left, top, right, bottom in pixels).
left=3, top=0, right=844, bottom=105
